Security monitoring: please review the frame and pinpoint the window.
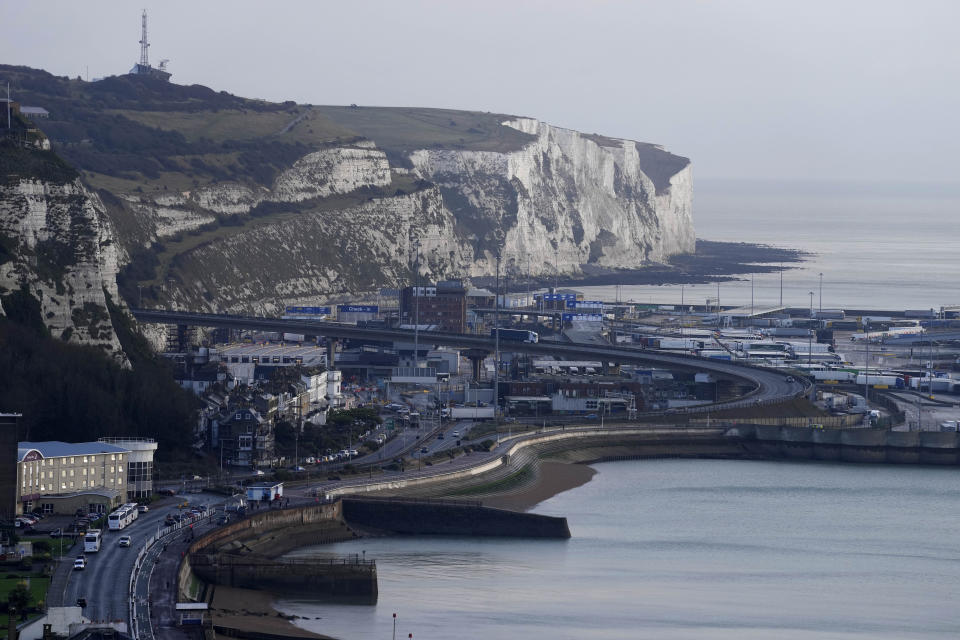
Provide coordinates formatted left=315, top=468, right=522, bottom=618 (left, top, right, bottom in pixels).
left=111, top=455, right=116, bottom=461
left=42, top=503, right=53, bottom=514
left=83, top=456, right=88, bottom=463
left=90, top=456, right=96, bottom=463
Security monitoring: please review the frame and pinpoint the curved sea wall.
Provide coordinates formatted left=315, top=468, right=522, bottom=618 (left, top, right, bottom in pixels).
left=739, top=425, right=960, bottom=465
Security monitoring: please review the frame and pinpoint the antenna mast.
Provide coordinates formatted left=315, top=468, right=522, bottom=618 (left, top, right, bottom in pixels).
left=139, top=10, right=150, bottom=67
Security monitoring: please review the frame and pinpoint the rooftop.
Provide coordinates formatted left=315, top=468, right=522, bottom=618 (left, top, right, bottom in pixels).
left=18, top=440, right=130, bottom=462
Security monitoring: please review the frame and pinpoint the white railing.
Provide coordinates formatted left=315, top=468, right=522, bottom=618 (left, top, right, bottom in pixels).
left=129, top=510, right=210, bottom=640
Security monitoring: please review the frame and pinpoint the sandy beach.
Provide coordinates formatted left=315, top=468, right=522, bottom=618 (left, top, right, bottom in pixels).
left=481, top=460, right=597, bottom=511
left=209, top=585, right=335, bottom=639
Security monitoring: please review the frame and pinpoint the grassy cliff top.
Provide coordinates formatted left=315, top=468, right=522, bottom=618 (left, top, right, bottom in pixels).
left=2, top=64, right=686, bottom=191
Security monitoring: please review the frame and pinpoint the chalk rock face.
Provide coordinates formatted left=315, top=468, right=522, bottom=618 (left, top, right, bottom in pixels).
left=163, top=187, right=472, bottom=314
left=409, top=117, right=693, bottom=277
left=98, top=115, right=693, bottom=319
left=190, top=183, right=260, bottom=216
left=0, top=178, right=126, bottom=361
left=270, top=145, right=392, bottom=203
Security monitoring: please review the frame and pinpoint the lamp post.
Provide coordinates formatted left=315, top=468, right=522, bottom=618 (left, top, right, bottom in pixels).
left=680, top=284, right=684, bottom=337
left=808, top=291, right=814, bottom=365
left=750, top=273, right=754, bottom=318
left=818, top=272, right=823, bottom=314
left=716, top=281, right=721, bottom=328
left=779, top=263, right=783, bottom=307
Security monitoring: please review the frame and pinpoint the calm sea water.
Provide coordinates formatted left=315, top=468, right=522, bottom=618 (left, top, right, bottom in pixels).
left=278, top=459, right=960, bottom=639
left=576, top=180, right=960, bottom=311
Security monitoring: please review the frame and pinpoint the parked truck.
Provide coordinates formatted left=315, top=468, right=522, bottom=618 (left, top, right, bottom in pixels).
left=450, top=406, right=496, bottom=420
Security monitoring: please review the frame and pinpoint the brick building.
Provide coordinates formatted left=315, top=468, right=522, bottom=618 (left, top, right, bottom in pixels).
left=400, top=280, right=467, bottom=333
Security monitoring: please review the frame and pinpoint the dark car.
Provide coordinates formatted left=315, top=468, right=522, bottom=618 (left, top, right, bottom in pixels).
left=420, top=447, right=429, bottom=454
left=158, top=489, right=176, bottom=496
left=327, top=475, right=342, bottom=481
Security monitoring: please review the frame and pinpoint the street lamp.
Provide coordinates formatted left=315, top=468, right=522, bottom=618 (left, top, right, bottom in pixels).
left=818, top=272, right=823, bottom=314
left=808, top=291, right=814, bottom=365
left=680, top=284, right=684, bottom=337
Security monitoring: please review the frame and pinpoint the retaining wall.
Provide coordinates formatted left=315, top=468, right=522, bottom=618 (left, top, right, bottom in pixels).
left=341, top=497, right=570, bottom=538
left=736, top=425, right=960, bottom=464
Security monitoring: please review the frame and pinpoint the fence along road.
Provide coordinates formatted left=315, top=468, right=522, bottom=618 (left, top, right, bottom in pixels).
left=131, top=309, right=809, bottom=412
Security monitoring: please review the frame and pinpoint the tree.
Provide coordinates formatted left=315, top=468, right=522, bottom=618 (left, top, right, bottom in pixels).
left=8, top=583, right=31, bottom=619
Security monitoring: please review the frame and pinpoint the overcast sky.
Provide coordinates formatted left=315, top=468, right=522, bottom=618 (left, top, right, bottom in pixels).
left=2, top=0, right=957, bottom=184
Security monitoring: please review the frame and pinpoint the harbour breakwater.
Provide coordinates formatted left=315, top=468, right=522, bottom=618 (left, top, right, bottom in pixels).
left=734, top=425, right=960, bottom=465
left=178, top=496, right=571, bottom=605
left=336, top=426, right=960, bottom=507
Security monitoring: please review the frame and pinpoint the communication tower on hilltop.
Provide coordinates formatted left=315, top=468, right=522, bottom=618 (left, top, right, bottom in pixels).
left=139, top=9, right=150, bottom=67
left=129, top=9, right=172, bottom=81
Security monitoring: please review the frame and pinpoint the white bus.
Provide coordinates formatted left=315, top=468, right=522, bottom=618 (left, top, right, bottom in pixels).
left=107, top=506, right=137, bottom=531
left=84, top=529, right=102, bottom=553
left=123, top=503, right=140, bottom=523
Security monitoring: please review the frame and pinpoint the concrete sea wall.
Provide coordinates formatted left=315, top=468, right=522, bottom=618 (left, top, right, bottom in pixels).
left=736, top=425, right=960, bottom=464
left=342, top=497, right=571, bottom=538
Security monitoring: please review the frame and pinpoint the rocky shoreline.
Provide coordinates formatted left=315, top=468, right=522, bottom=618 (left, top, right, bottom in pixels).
left=472, top=239, right=810, bottom=290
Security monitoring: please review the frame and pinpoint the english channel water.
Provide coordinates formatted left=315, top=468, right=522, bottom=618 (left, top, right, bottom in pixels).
left=575, top=180, right=960, bottom=311
left=278, top=459, right=960, bottom=639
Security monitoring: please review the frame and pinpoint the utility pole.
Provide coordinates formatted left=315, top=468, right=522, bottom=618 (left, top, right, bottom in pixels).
left=412, top=236, right=421, bottom=369
left=716, top=281, right=721, bottom=329
left=554, top=244, right=559, bottom=292
left=864, top=321, right=870, bottom=406
left=819, top=272, right=823, bottom=314
left=779, top=263, right=783, bottom=307
left=680, top=284, right=685, bottom=337
left=494, top=250, right=501, bottom=422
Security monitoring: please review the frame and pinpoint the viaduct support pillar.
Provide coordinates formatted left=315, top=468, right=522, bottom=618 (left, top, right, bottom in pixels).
left=326, top=338, right=337, bottom=369
left=463, top=349, right=490, bottom=382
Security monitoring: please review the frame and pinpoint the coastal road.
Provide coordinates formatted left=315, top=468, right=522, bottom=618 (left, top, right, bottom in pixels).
left=64, top=498, right=213, bottom=624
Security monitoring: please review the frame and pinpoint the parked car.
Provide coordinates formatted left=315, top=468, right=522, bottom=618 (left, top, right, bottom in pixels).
left=253, top=470, right=265, bottom=476
left=49, top=528, right=62, bottom=538
left=118, top=536, right=132, bottom=547
left=137, top=505, right=149, bottom=513
left=158, top=489, right=176, bottom=496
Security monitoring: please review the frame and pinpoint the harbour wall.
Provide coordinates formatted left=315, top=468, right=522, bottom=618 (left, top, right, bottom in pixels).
left=341, top=496, right=571, bottom=538
left=734, top=425, right=960, bottom=464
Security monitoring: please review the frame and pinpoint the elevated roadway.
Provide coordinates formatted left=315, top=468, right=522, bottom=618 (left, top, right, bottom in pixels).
left=131, top=308, right=808, bottom=411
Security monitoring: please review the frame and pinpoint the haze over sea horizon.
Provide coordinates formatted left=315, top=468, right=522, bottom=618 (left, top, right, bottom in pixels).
left=576, top=178, right=960, bottom=312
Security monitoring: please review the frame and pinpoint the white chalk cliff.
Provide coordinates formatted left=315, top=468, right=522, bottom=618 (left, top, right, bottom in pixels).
left=0, top=177, right=126, bottom=359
